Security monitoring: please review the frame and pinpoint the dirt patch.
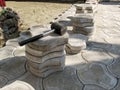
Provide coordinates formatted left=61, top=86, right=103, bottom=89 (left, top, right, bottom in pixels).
left=5, top=1, right=71, bottom=30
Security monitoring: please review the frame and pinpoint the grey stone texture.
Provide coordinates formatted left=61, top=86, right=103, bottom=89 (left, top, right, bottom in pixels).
left=1, top=81, right=35, bottom=90
left=107, top=57, right=120, bottom=78
left=0, top=56, right=26, bottom=88
left=68, top=14, right=94, bottom=37
left=43, top=67, right=83, bottom=90
left=81, top=47, right=114, bottom=65
left=66, top=34, right=87, bottom=54
left=77, top=63, right=117, bottom=89
left=84, top=85, right=107, bottom=90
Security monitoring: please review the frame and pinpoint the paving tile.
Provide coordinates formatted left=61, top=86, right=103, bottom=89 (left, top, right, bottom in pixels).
left=18, top=72, right=42, bottom=90
left=84, top=84, right=107, bottom=90
left=81, top=47, right=114, bottom=65
left=112, top=79, right=120, bottom=90
left=77, top=63, right=117, bottom=89
left=66, top=53, right=87, bottom=70
left=0, top=56, right=26, bottom=81
left=0, top=80, right=35, bottom=90
left=43, top=67, right=83, bottom=90
left=107, top=57, right=120, bottom=78
left=0, top=46, right=15, bottom=60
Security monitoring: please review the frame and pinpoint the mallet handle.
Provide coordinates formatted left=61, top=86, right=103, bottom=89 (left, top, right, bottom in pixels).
left=19, top=29, right=54, bottom=46
left=19, top=34, right=43, bottom=46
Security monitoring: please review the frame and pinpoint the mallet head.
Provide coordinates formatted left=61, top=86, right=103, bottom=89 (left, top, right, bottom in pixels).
left=51, top=22, right=66, bottom=35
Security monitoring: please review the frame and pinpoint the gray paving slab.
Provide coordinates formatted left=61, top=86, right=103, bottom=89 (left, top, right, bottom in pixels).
left=81, top=47, right=114, bottom=65
left=43, top=67, right=83, bottom=90
left=84, top=84, right=107, bottom=90
left=112, top=79, right=120, bottom=90
left=107, top=57, right=120, bottom=78
left=77, top=63, right=117, bottom=89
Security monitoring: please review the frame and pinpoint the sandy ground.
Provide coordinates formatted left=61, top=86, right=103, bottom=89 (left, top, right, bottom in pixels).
left=6, top=1, right=72, bottom=30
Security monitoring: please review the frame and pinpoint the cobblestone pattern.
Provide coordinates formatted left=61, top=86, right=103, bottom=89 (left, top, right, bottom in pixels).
left=0, top=1, right=120, bottom=90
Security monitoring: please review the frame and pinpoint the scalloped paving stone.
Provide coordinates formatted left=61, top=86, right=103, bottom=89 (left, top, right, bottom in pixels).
left=66, top=53, right=87, bottom=69
left=81, top=47, right=113, bottom=65
left=26, top=45, right=64, bottom=57
left=43, top=67, right=83, bottom=90
left=17, top=72, right=42, bottom=90
left=0, top=46, right=15, bottom=60
left=26, top=50, right=65, bottom=63
left=104, top=37, right=120, bottom=58
left=0, top=56, right=26, bottom=81
left=113, top=79, right=120, bottom=90
left=6, top=38, right=19, bottom=47
left=0, top=75, right=8, bottom=88
left=27, top=56, right=65, bottom=70
left=19, top=27, right=68, bottom=51
left=12, top=46, right=25, bottom=56
left=107, top=57, right=120, bottom=78
left=27, top=64, right=64, bottom=78
left=77, top=63, right=117, bottom=89
left=1, top=80, right=35, bottom=90
left=66, top=34, right=87, bottom=54
left=84, top=85, right=107, bottom=90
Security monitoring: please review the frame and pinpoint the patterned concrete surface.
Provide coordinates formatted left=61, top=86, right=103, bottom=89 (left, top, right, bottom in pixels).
left=0, top=1, right=120, bottom=90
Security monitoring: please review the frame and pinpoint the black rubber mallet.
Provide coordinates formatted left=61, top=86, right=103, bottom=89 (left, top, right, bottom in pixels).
left=18, top=22, right=66, bottom=46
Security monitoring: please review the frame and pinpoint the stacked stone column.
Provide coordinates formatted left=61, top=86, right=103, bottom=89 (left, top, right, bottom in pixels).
left=69, top=4, right=96, bottom=37
left=20, top=26, right=68, bottom=77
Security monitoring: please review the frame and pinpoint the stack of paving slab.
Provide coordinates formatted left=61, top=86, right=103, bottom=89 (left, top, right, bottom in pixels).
left=69, top=3, right=96, bottom=37
left=19, top=25, right=68, bottom=77
left=65, top=34, right=88, bottom=54
left=65, top=3, right=98, bottom=54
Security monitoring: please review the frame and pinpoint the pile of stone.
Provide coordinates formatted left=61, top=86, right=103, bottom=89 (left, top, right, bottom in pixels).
left=68, top=4, right=96, bottom=37
left=19, top=25, right=68, bottom=77
left=65, top=34, right=87, bottom=54
left=0, top=8, right=20, bottom=41
left=65, top=3, right=97, bottom=54
left=68, top=14, right=94, bottom=36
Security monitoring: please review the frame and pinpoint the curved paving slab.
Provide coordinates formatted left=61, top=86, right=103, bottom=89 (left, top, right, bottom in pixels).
left=1, top=80, right=35, bottom=90
left=0, top=56, right=26, bottom=82
left=18, top=72, right=42, bottom=90
left=77, top=63, right=117, bottom=89
left=6, top=38, right=19, bottom=47
left=81, top=47, right=114, bottom=65
left=43, top=67, right=83, bottom=90
left=12, top=46, right=25, bottom=56
left=113, top=79, right=120, bottom=90
left=66, top=53, right=87, bottom=69
left=107, top=57, right=120, bottom=78
left=0, top=46, right=15, bottom=60
left=104, top=37, right=120, bottom=58
left=84, top=84, right=107, bottom=90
